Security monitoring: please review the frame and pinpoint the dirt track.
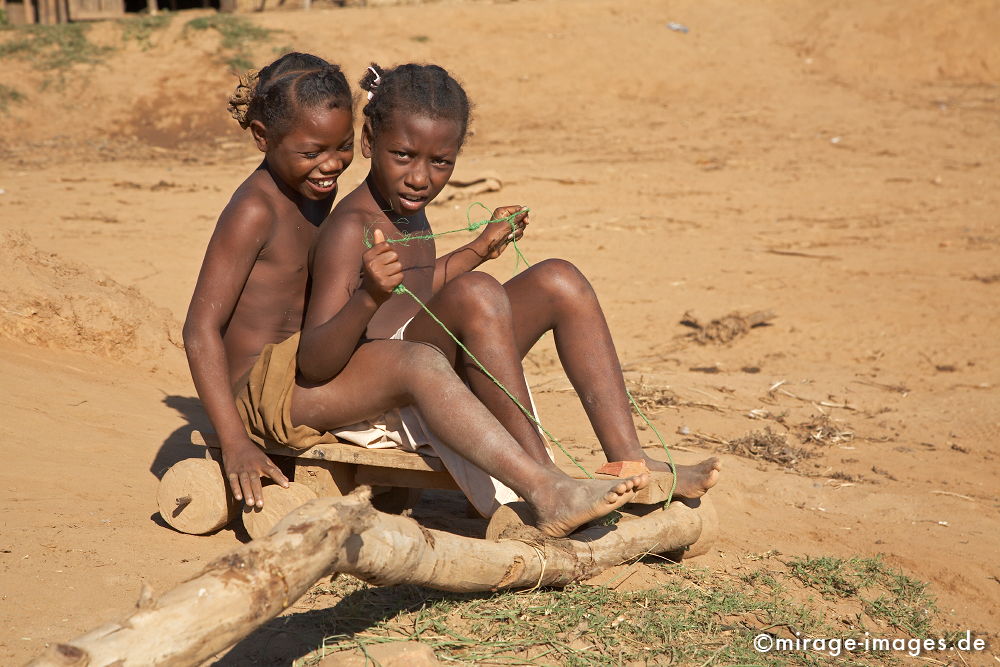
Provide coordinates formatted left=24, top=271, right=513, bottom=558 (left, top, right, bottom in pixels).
left=1, top=0, right=998, bottom=663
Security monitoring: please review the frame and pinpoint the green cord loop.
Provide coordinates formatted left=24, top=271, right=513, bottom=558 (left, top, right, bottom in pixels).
left=363, top=202, right=528, bottom=249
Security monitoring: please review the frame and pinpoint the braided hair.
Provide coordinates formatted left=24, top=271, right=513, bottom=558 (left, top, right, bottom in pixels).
left=358, top=63, right=471, bottom=147
left=228, top=52, right=353, bottom=136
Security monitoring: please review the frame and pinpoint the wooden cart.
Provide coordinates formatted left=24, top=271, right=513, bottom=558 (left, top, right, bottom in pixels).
left=157, top=429, right=705, bottom=547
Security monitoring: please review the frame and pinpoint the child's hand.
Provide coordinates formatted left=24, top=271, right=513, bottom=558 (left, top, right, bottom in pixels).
left=221, top=436, right=289, bottom=509
left=361, top=228, right=404, bottom=303
left=474, top=205, right=528, bottom=261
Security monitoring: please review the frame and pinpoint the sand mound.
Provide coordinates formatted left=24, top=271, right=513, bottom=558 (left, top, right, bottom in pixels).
left=0, top=232, right=183, bottom=365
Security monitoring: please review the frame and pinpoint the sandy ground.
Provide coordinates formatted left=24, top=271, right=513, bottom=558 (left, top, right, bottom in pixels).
left=1, top=0, right=999, bottom=663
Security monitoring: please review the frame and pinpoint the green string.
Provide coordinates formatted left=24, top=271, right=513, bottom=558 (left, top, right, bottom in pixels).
left=365, top=201, right=679, bottom=504
left=363, top=203, right=527, bottom=249
left=626, top=389, right=678, bottom=505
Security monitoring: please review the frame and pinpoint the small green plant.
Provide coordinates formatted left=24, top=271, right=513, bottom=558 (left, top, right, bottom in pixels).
left=0, top=23, right=113, bottom=71
left=184, top=14, right=273, bottom=71
left=787, top=555, right=860, bottom=598
left=787, top=555, right=937, bottom=637
left=120, top=13, right=172, bottom=50
left=0, top=83, right=25, bottom=112
left=0, top=8, right=9, bottom=26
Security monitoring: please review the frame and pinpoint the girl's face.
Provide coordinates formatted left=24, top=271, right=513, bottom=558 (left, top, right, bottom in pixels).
left=254, top=105, right=355, bottom=201
left=363, top=112, right=463, bottom=218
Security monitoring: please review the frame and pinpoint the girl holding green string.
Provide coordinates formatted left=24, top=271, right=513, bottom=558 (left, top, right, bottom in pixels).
left=298, top=63, right=720, bottom=505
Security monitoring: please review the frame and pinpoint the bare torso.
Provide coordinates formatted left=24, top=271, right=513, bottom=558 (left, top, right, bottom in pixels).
left=223, top=169, right=331, bottom=389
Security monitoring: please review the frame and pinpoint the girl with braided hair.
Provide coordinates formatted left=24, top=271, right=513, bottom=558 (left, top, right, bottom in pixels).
left=300, top=63, right=721, bottom=500
left=184, top=54, right=648, bottom=534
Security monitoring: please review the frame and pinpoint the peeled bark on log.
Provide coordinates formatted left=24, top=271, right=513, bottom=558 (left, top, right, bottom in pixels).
left=28, top=488, right=703, bottom=667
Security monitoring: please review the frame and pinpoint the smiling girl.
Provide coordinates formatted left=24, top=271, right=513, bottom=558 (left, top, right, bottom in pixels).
left=299, top=63, right=720, bottom=500
left=184, top=53, right=355, bottom=508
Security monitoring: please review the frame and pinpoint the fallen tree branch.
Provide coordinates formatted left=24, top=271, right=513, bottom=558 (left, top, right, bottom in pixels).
left=29, top=488, right=704, bottom=667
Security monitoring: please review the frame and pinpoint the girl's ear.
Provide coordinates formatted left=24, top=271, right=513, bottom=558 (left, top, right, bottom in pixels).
left=249, top=120, right=269, bottom=153
left=361, top=121, right=374, bottom=159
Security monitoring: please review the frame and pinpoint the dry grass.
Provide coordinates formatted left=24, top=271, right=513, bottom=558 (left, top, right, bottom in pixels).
left=795, top=414, right=855, bottom=446
left=724, top=427, right=816, bottom=468
left=624, top=378, right=679, bottom=412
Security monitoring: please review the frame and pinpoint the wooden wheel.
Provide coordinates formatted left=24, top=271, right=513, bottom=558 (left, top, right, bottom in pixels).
left=241, top=482, right=318, bottom=540
left=156, top=458, right=237, bottom=535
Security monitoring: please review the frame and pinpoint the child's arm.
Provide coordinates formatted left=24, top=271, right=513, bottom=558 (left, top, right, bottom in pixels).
left=298, top=217, right=402, bottom=383
left=432, top=205, right=528, bottom=291
left=183, top=201, right=289, bottom=508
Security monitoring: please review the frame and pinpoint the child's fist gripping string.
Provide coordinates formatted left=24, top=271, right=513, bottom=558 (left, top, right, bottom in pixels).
left=362, top=228, right=404, bottom=303
left=474, top=205, right=528, bottom=261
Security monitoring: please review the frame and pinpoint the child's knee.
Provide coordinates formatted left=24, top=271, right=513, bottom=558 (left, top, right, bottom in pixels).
left=444, top=271, right=511, bottom=321
left=399, top=342, right=458, bottom=393
left=535, top=258, right=592, bottom=302
left=395, top=340, right=449, bottom=375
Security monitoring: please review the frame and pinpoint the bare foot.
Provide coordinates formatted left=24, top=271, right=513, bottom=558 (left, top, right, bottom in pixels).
left=528, top=473, right=649, bottom=538
left=643, top=456, right=720, bottom=498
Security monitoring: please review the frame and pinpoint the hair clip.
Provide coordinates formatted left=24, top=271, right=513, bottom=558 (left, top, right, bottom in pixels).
left=367, top=66, right=381, bottom=100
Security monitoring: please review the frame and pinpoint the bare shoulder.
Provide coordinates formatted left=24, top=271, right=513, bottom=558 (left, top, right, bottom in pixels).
left=318, top=185, right=378, bottom=244
left=215, top=171, right=281, bottom=243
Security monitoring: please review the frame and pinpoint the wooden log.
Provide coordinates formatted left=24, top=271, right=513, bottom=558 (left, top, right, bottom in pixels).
left=486, top=496, right=717, bottom=560
left=677, top=495, right=718, bottom=558
left=28, top=488, right=704, bottom=666
left=192, top=429, right=447, bottom=473
left=241, top=482, right=317, bottom=540
left=484, top=501, right=536, bottom=541
left=156, top=458, right=237, bottom=535
left=28, top=491, right=372, bottom=667
left=622, top=495, right=719, bottom=560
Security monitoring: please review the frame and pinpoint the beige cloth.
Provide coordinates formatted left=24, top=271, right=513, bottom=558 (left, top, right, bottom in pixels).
left=233, top=327, right=528, bottom=517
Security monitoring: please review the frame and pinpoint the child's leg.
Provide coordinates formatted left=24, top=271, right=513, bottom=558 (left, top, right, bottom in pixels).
left=289, top=339, right=649, bottom=537
left=501, top=259, right=720, bottom=498
left=402, top=272, right=553, bottom=466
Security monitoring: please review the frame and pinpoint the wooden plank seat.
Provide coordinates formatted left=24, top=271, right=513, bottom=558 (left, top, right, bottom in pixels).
left=190, top=430, right=676, bottom=505
left=190, top=430, right=461, bottom=508
left=191, top=429, right=446, bottom=472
